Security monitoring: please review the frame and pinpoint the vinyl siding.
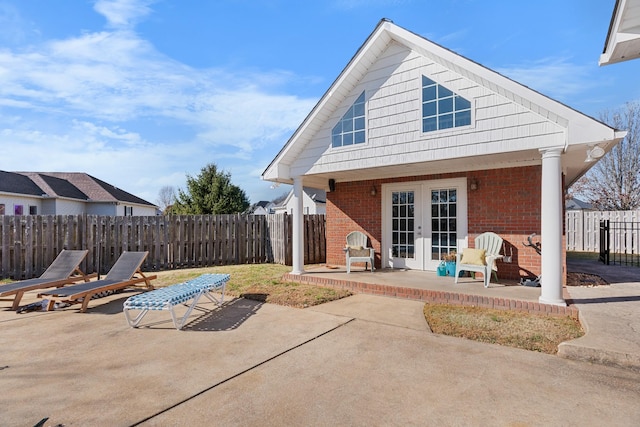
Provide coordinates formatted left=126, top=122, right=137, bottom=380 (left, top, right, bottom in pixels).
left=290, top=41, right=565, bottom=177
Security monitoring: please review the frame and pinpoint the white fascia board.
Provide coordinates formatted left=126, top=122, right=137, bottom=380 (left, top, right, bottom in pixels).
left=262, top=163, right=292, bottom=184
left=600, top=0, right=640, bottom=65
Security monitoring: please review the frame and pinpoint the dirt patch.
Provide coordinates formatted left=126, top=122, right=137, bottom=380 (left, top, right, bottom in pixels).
left=566, top=272, right=609, bottom=287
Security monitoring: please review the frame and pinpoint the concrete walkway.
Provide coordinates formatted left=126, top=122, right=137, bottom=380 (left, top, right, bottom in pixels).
left=2, top=274, right=640, bottom=425
left=559, top=258, right=640, bottom=372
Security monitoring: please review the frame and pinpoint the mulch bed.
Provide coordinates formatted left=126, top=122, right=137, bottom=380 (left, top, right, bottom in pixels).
left=566, top=272, right=609, bottom=287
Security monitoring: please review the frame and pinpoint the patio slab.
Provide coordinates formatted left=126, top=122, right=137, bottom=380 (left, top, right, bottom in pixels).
left=0, top=293, right=349, bottom=426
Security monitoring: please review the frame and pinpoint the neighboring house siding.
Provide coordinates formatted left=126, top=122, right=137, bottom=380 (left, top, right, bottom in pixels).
left=291, top=42, right=565, bottom=177
left=52, top=199, right=90, bottom=215
left=86, top=204, right=117, bottom=216
left=326, top=167, right=544, bottom=280
left=117, top=204, right=157, bottom=216
left=0, top=194, right=41, bottom=215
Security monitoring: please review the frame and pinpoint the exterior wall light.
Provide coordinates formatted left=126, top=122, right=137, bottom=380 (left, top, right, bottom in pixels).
left=370, top=184, right=377, bottom=196
left=585, top=145, right=605, bottom=163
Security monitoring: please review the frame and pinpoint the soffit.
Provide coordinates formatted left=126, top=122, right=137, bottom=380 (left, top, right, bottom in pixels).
left=600, top=0, right=640, bottom=65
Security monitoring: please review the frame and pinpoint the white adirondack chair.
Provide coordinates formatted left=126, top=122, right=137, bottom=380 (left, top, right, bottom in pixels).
left=455, top=232, right=503, bottom=288
left=345, top=231, right=375, bottom=273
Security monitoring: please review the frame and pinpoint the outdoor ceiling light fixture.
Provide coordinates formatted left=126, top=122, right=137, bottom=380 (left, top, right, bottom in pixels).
left=585, top=145, right=605, bottom=163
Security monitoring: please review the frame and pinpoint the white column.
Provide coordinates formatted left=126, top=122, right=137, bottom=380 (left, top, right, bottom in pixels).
left=291, top=176, right=305, bottom=275
left=539, top=148, right=566, bottom=306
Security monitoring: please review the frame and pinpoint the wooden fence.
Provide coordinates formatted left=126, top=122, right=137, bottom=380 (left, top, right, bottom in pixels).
left=0, top=214, right=326, bottom=279
left=566, top=210, right=640, bottom=252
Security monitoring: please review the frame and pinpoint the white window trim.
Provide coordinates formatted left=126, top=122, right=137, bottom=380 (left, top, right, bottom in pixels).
left=330, top=91, right=368, bottom=151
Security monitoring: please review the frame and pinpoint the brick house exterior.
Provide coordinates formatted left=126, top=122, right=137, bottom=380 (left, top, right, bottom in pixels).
left=263, top=20, right=625, bottom=306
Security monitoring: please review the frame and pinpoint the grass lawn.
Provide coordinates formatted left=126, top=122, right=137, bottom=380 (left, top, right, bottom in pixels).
left=423, top=303, right=584, bottom=354
left=152, top=263, right=352, bottom=308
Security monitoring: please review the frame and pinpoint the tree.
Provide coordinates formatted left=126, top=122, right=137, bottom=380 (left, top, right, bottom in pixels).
left=570, top=101, right=640, bottom=210
left=156, top=185, right=176, bottom=213
left=170, top=163, right=250, bottom=214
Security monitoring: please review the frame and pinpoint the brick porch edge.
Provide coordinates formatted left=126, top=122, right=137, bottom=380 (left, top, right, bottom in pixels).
left=283, top=273, right=579, bottom=319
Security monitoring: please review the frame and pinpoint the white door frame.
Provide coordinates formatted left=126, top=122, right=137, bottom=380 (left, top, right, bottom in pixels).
left=382, top=178, right=469, bottom=271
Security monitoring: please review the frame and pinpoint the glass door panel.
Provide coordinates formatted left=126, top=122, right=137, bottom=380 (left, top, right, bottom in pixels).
left=430, top=188, right=457, bottom=263
left=388, top=188, right=422, bottom=269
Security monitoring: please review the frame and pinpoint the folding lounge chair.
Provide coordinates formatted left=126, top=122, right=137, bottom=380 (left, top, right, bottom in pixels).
left=38, top=251, right=156, bottom=312
left=123, top=273, right=230, bottom=330
left=0, top=249, right=93, bottom=310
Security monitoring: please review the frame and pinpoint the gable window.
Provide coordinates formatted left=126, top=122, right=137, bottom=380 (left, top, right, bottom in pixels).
left=332, top=91, right=366, bottom=148
left=422, top=76, right=471, bottom=132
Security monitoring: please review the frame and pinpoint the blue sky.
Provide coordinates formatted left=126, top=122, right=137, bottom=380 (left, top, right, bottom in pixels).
left=0, top=0, right=637, bottom=205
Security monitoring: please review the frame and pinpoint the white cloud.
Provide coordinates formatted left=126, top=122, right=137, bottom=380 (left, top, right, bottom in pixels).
left=0, top=0, right=317, bottom=203
left=495, top=57, right=594, bottom=101
left=94, top=0, right=155, bottom=29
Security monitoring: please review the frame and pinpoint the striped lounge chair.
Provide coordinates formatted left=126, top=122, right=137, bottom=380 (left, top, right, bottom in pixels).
left=123, top=273, right=230, bottom=330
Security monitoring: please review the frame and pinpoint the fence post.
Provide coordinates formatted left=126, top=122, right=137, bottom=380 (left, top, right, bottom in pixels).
left=599, top=220, right=610, bottom=265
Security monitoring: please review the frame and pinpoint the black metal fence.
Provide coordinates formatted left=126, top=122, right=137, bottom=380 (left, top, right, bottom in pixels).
left=599, top=220, right=640, bottom=266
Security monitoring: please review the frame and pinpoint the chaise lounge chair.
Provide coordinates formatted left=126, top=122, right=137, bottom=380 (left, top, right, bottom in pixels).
left=123, top=273, right=230, bottom=330
left=0, top=249, right=93, bottom=310
left=38, top=251, right=156, bottom=312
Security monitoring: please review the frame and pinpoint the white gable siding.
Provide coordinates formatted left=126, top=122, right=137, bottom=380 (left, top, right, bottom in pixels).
left=290, top=41, right=565, bottom=177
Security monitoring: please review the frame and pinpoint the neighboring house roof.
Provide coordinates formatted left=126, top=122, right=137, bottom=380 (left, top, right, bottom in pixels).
left=275, top=187, right=327, bottom=210
left=0, top=171, right=45, bottom=196
left=5, top=171, right=155, bottom=206
left=600, top=0, right=640, bottom=65
left=262, top=19, right=626, bottom=190
left=244, top=200, right=274, bottom=214
left=566, top=197, right=593, bottom=210
left=28, top=173, right=89, bottom=200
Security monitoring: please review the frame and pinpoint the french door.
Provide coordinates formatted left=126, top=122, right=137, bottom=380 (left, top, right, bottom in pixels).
left=383, top=178, right=468, bottom=271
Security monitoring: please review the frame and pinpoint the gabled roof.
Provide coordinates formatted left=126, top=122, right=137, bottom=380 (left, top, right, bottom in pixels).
left=566, top=197, right=593, bottom=210
left=263, top=19, right=625, bottom=188
left=27, top=173, right=89, bottom=200
left=7, top=171, right=155, bottom=206
left=0, top=171, right=44, bottom=196
left=600, top=0, right=640, bottom=65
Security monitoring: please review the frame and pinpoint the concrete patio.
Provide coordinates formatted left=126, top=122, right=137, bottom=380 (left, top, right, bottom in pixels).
left=1, top=257, right=639, bottom=425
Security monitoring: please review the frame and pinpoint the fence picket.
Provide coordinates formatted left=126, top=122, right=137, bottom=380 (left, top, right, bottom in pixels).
left=0, top=214, right=325, bottom=279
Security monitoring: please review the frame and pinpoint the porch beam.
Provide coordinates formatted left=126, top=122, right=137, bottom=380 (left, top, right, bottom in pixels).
left=291, top=176, right=305, bottom=275
left=539, top=148, right=566, bottom=306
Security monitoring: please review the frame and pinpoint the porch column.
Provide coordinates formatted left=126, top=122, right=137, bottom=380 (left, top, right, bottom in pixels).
left=291, top=176, right=305, bottom=275
left=539, top=148, right=566, bottom=306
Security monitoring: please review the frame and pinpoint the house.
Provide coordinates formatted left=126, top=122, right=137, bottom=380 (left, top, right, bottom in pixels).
left=262, top=19, right=625, bottom=307
left=0, top=171, right=157, bottom=216
left=273, top=187, right=327, bottom=215
left=600, top=0, right=640, bottom=66
left=565, top=197, right=593, bottom=211
left=244, top=200, right=275, bottom=215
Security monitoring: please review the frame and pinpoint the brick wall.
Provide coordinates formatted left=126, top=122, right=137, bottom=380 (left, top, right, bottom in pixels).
left=326, top=166, right=560, bottom=280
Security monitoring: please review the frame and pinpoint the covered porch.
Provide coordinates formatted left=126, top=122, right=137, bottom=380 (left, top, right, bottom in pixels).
left=284, top=265, right=578, bottom=318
